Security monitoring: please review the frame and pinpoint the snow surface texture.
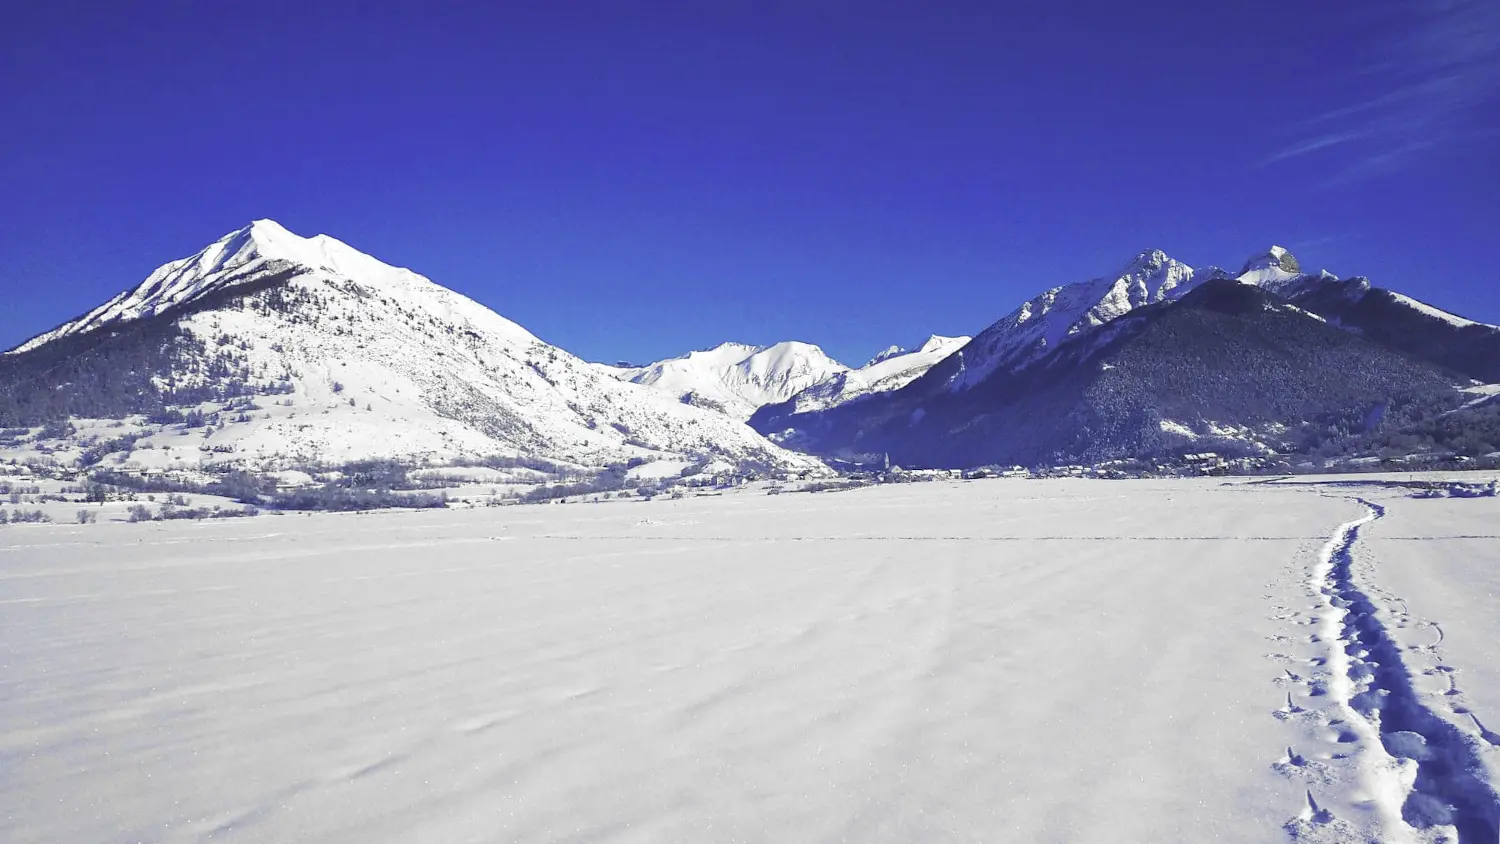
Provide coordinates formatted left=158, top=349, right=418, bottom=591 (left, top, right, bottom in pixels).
left=605, top=336, right=968, bottom=419
left=6, top=221, right=822, bottom=472
left=3, top=478, right=1495, bottom=842
left=942, top=246, right=1486, bottom=393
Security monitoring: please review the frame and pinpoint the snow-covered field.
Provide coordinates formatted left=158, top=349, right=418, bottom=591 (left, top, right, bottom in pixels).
left=2, top=479, right=1496, bottom=842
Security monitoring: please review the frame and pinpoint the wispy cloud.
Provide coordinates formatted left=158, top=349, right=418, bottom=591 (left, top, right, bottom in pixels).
left=1265, top=0, right=1500, bottom=178
left=1262, top=130, right=1372, bottom=164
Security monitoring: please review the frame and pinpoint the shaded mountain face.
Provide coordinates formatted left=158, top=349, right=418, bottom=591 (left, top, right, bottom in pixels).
left=0, top=221, right=821, bottom=473
left=1281, top=280, right=1500, bottom=383
left=752, top=248, right=1485, bottom=468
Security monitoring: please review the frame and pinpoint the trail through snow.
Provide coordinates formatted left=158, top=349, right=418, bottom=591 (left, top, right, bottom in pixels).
left=1285, top=494, right=1499, bottom=842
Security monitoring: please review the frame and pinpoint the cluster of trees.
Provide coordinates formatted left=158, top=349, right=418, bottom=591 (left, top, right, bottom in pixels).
left=87, top=469, right=275, bottom=504
left=334, top=459, right=434, bottom=491
left=124, top=502, right=261, bottom=522
left=1364, top=399, right=1500, bottom=458
left=80, top=432, right=149, bottom=467
left=798, top=479, right=867, bottom=494
left=1289, top=283, right=1500, bottom=383
left=522, top=462, right=634, bottom=502
left=86, top=452, right=592, bottom=513
left=0, top=317, right=265, bottom=427
left=268, top=486, right=447, bottom=511
left=468, top=453, right=578, bottom=476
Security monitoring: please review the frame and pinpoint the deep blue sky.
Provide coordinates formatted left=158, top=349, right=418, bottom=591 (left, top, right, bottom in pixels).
left=3, top=1, right=1497, bottom=365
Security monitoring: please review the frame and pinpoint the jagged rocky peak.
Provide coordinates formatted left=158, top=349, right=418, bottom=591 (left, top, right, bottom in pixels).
left=1114, top=248, right=1197, bottom=300
left=1240, top=245, right=1300, bottom=275
left=1121, top=248, right=1172, bottom=274
left=1092, top=248, right=1197, bottom=319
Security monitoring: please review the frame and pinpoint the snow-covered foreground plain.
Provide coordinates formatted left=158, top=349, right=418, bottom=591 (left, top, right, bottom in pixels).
left=2, top=479, right=1496, bottom=843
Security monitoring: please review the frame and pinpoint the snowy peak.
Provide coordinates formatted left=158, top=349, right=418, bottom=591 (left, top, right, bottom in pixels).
left=942, top=242, right=1500, bottom=397
left=945, top=249, right=1198, bottom=391
left=691, top=341, right=763, bottom=359
left=1088, top=249, right=1197, bottom=324
left=611, top=340, right=849, bottom=420
left=10, top=220, right=430, bottom=354
left=861, top=336, right=960, bottom=368
left=149, top=219, right=413, bottom=294
left=915, top=334, right=966, bottom=355
left=610, top=342, right=765, bottom=386
left=626, top=334, right=972, bottom=421
left=1239, top=245, right=1300, bottom=276
left=761, top=334, right=970, bottom=418
left=739, top=341, right=842, bottom=384
left=750, top=243, right=1500, bottom=463
left=234, top=220, right=421, bottom=282
left=1120, top=248, right=1171, bottom=276
left=1235, top=247, right=1319, bottom=296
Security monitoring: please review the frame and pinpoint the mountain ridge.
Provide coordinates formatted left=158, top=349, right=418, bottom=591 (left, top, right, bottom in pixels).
left=606, top=334, right=972, bottom=420
left=750, top=246, right=1497, bottom=468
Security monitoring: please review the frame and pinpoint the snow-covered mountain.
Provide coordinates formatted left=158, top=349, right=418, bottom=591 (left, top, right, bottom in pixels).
left=751, top=246, right=1496, bottom=468
left=603, top=341, right=850, bottom=419
left=936, top=245, right=1496, bottom=394
left=0, top=221, right=823, bottom=474
left=609, top=335, right=971, bottom=420
left=759, top=335, right=970, bottom=417
left=941, top=249, right=1216, bottom=391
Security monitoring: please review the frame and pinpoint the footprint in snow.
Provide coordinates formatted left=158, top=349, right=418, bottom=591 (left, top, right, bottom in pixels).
left=1274, top=692, right=1308, bottom=721
left=1283, top=791, right=1360, bottom=840
left=1272, top=748, right=1334, bottom=785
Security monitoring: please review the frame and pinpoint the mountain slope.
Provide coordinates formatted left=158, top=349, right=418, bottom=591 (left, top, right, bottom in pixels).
left=936, top=250, right=1212, bottom=392
left=1278, top=279, right=1500, bottom=383
left=0, top=221, right=822, bottom=474
left=752, top=248, right=1476, bottom=468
